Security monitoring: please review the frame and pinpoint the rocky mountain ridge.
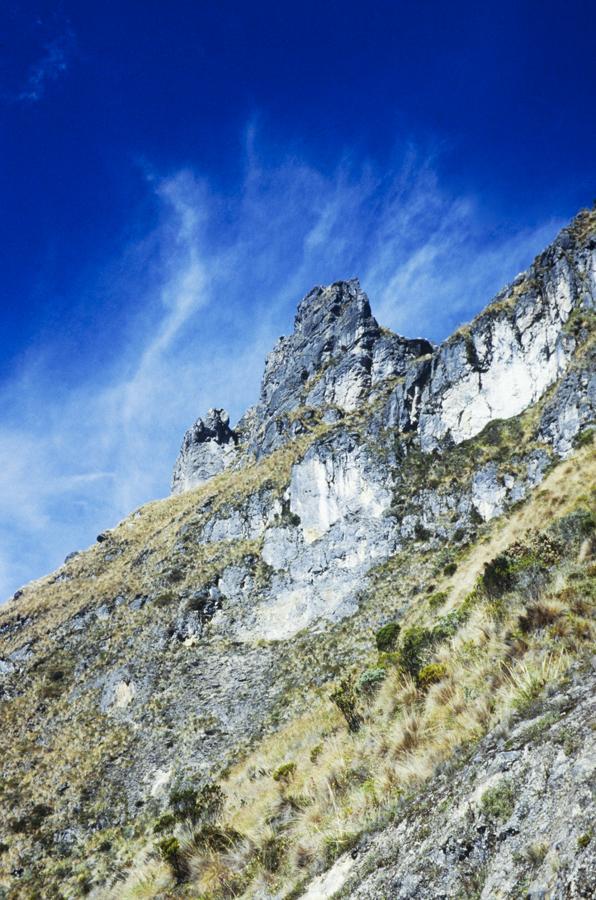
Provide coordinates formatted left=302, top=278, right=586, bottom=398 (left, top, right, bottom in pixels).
left=0, top=206, right=594, bottom=899
left=173, top=208, right=593, bottom=493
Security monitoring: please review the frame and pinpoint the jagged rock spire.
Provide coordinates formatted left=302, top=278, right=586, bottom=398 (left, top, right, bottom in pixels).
left=237, top=278, right=432, bottom=456
left=171, top=408, right=237, bottom=494
left=171, top=208, right=596, bottom=492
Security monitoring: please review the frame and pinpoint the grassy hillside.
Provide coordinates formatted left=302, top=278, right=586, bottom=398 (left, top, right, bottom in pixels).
left=114, top=440, right=595, bottom=899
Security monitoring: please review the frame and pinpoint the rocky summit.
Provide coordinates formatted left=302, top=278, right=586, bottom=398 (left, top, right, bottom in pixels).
left=0, top=207, right=595, bottom=900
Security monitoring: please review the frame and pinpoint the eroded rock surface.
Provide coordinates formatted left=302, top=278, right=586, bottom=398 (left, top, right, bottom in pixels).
left=171, top=408, right=237, bottom=493
left=326, top=667, right=596, bottom=900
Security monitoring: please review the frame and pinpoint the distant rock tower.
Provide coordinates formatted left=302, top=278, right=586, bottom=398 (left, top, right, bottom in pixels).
left=171, top=408, right=237, bottom=494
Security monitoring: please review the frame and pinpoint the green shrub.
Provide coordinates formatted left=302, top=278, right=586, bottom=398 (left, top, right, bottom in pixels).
left=310, top=743, right=323, bottom=763
left=525, top=841, right=548, bottom=865
left=154, top=590, right=176, bottom=607
left=272, top=762, right=297, bottom=783
left=169, top=787, right=198, bottom=820
left=260, top=834, right=288, bottom=872
left=480, top=780, right=515, bottom=821
left=577, top=831, right=592, bottom=849
left=322, top=831, right=358, bottom=865
left=431, top=605, right=471, bottom=641
left=417, top=662, right=448, bottom=688
left=375, top=621, right=401, bottom=652
left=153, top=813, right=176, bottom=833
left=397, top=626, right=435, bottom=677
left=192, top=824, right=244, bottom=852
left=156, top=836, right=188, bottom=883
left=196, top=783, right=225, bottom=823
left=573, top=428, right=594, bottom=448
left=167, top=566, right=185, bottom=583
left=330, top=677, right=363, bottom=732
left=444, top=561, right=458, bottom=576
left=356, top=667, right=387, bottom=697
left=377, top=650, right=401, bottom=668
left=169, top=783, right=224, bottom=825
left=482, top=553, right=516, bottom=598
left=9, top=803, right=53, bottom=834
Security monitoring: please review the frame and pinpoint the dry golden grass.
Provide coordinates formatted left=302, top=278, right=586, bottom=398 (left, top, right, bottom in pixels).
left=115, top=442, right=596, bottom=899
left=437, top=440, right=595, bottom=612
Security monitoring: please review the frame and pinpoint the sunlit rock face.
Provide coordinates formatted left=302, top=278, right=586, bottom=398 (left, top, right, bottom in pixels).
left=288, top=441, right=392, bottom=544
left=171, top=408, right=237, bottom=494
left=239, top=439, right=397, bottom=641
left=377, top=226, right=594, bottom=450
left=167, top=211, right=594, bottom=642
left=417, top=260, right=581, bottom=451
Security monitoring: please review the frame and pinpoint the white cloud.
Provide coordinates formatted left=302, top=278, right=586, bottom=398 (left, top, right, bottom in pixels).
left=0, top=139, right=564, bottom=600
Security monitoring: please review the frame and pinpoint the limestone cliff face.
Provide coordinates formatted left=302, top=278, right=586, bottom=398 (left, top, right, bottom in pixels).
left=0, top=207, right=594, bottom=899
left=172, top=278, right=433, bottom=484
left=168, top=209, right=595, bottom=642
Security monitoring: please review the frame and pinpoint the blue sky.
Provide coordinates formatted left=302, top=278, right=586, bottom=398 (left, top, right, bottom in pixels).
left=0, top=1, right=594, bottom=600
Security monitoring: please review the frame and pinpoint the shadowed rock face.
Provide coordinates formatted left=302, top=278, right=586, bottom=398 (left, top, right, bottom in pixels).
left=248, top=278, right=432, bottom=434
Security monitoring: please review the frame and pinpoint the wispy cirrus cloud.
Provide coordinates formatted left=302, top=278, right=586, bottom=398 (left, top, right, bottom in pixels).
left=13, top=16, right=75, bottom=103
left=0, top=136, right=564, bottom=600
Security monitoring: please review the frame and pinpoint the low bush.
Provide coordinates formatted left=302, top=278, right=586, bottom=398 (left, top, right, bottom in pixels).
left=573, top=428, right=594, bottom=448
left=9, top=803, right=53, bottom=834
left=156, top=836, right=188, bottom=883
left=482, top=553, right=516, bottom=598
left=428, top=591, right=448, bottom=610
left=272, top=762, right=297, bottom=783
left=191, top=823, right=244, bottom=852
left=417, top=662, right=448, bottom=688
left=356, top=667, right=386, bottom=697
left=577, top=831, right=592, bottom=849
left=260, top=834, right=288, bottom=872
left=169, top=782, right=224, bottom=825
left=153, top=813, right=176, bottom=833
left=480, top=779, right=515, bottom=821
left=397, top=626, right=435, bottom=677
left=154, top=590, right=176, bottom=607
left=330, top=677, right=363, bottom=732
left=375, top=621, right=401, bottom=652
left=309, top=743, right=323, bottom=763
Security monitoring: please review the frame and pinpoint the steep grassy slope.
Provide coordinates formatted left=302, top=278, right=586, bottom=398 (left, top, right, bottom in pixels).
left=114, top=441, right=595, bottom=899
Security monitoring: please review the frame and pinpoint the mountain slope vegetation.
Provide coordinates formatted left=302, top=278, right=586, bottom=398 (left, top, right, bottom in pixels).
left=0, top=207, right=594, bottom=900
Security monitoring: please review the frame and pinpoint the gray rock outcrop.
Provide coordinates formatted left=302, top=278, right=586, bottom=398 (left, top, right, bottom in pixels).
left=173, top=210, right=595, bottom=489
left=165, top=210, right=595, bottom=642
left=171, top=408, right=237, bottom=494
